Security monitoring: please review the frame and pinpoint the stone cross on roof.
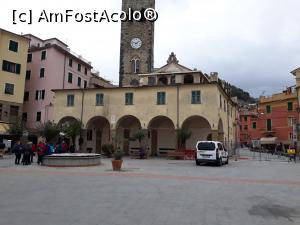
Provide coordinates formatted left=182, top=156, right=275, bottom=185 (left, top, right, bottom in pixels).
left=167, top=52, right=179, bottom=64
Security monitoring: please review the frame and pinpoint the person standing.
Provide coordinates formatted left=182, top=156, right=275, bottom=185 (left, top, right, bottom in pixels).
left=37, top=141, right=46, bottom=165
left=23, top=142, right=32, bottom=165
left=31, top=143, right=36, bottom=163
left=12, top=140, right=23, bottom=165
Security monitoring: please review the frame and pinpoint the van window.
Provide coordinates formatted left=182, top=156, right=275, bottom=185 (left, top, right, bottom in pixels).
left=197, top=142, right=216, bottom=151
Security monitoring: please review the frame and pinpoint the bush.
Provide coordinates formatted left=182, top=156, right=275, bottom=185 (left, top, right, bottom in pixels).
left=114, top=149, right=124, bottom=160
left=101, top=144, right=114, bottom=158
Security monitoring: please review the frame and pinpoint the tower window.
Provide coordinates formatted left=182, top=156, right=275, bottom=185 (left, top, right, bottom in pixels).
left=131, top=59, right=140, bottom=74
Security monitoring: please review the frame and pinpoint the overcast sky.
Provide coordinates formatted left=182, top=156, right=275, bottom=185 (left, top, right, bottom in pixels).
left=1, top=0, right=300, bottom=97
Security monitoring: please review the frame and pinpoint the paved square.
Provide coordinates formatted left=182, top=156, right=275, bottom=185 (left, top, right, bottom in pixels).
left=0, top=156, right=300, bottom=225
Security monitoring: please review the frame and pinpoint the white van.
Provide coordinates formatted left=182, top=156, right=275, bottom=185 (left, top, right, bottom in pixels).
left=195, top=141, right=229, bottom=166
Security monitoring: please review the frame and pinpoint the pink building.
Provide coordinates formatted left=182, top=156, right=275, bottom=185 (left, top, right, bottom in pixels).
left=22, top=34, right=93, bottom=130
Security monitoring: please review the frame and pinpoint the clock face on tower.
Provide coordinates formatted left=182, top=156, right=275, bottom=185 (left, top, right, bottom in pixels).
left=131, top=38, right=142, bottom=49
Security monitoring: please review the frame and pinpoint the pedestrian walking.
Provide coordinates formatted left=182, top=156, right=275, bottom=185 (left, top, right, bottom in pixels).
left=12, top=140, right=23, bottom=165
left=288, top=145, right=296, bottom=163
left=37, top=141, right=47, bottom=165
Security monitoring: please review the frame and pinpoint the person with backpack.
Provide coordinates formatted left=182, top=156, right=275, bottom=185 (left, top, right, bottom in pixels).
left=12, top=140, right=23, bottom=165
left=37, top=141, right=46, bottom=165
left=23, top=142, right=32, bottom=165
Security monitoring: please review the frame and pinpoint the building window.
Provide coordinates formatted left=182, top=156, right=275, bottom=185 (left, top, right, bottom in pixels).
left=69, top=58, right=73, bottom=67
left=131, top=59, right=140, bottom=74
left=2, top=60, right=21, bottom=74
left=288, top=102, right=293, bottom=111
left=266, top=105, right=271, bottom=113
left=87, top=130, right=93, bottom=141
left=24, top=91, right=29, bottom=101
left=220, top=95, right=222, bottom=108
left=36, top=112, right=41, bottom=122
left=68, top=73, right=73, bottom=83
left=157, top=92, right=166, bottom=105
left=10, top=106, right=19, bottom=117
left=244, top=125, right=248, bottom=130
left=27, top=54, right=32, bottom=63
left=26, top=70, right=31, bottom=80
left=77, top=77, right=81, bottom=87
left=289, top=133, right=293, bottom=140
left=35, top=90, right=45, bottom=100
left=40, top=68, right=45, bottom=78
left=22, top=112, right=27, bottom=122
left=191, top=91, right=201, bottom=104
left=67, top=95, right=75, bottom=106
left=288, top=117, right=295, bottom=127
left=9, top=40, right=18, bottom=52
left=84, top=67, right=88, bottom=75
left=41, top=51, right=46, bottom=60
left=224, top=100, right=226, bottom=112
left=96, top=93, right=104, bottom=106
left=77, top=64, right=81, bottom=72
left=84, top=80, right=87, bottom=89
left=252, top=122, right=257, bottom=129
left=244, top=116, right=247, bottom=122
left=4, top=83, right=14, bottom=95
left=266, top=119, right=272, bottom=131
left=125, top=93, right=133, bottom=105
left=240, top=125, right=242, bottom=131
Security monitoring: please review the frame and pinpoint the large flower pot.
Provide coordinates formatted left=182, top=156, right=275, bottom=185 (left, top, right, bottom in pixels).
left=112, top=160, right=123, bottom=171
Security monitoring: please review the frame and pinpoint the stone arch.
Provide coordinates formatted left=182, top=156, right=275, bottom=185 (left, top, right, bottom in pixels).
left=184, top=74, right=194, bottom=84
left=57, top=116, right=78, bottom=127
left=147, top=116, right=176, bottom=156
left=57, top=116, right=80, bottom=149
left=182, top=115, right=212, bottom=149
left=85, top=116, right=110, bottom=154
left=116, top=115, right=142, bottom=155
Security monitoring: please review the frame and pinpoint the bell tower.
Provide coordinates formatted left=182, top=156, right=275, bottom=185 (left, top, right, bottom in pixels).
left=119, top=0, right=155, bottom=87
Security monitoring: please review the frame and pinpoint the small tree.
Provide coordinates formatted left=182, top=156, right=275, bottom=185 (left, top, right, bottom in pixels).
left=36, top=121, right=60, bottom=143
left=62, top=119, right=83, bottom=149
left=9, top=117, right=25, bottom=141
left=133, top=130, right=145, bottom=146
left=177, top=128, right=192, bottom=149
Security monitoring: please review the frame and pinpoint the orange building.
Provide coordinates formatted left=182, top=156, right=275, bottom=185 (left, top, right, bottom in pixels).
left=239, top=88, right=298, bottom=148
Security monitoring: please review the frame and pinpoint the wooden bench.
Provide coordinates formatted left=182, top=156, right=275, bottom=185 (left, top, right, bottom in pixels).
left=167, top=150, right=185, bottom=160
left=129, top=147, right=149, bottom=159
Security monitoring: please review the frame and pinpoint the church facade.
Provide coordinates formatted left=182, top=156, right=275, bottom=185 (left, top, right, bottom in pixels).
left=52, top=0, right=239, bottom=155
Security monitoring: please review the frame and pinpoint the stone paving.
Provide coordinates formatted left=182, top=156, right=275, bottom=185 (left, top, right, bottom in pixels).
left=0, top=155, right=300, bottom=225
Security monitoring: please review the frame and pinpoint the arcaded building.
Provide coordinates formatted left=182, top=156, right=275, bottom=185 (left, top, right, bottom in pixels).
left=52, top=0, right=238, bottom=155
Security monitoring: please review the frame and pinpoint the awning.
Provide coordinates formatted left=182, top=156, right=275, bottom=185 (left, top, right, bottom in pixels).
left=0, top=123, right=10, bottom=135
left=260, top=137, right=278, bottom=145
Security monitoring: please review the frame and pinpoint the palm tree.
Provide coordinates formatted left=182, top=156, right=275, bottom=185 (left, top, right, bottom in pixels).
left=177, top=128, right=192, bottom=149
left=62, top=119, right=83, bottom=150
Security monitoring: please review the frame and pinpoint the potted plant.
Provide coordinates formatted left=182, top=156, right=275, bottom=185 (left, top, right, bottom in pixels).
left=112, top=148, right=124, bottom=171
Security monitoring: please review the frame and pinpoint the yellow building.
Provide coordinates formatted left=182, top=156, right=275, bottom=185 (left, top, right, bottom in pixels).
left=0, top=28, right=30, bottom=135
left=53, top=53, right=238, bottom=155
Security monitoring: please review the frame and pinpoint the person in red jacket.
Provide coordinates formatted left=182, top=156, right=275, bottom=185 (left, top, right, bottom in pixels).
left=31, top=143, right=36, bottom=163
left=37, top=141, right=47, bottom=165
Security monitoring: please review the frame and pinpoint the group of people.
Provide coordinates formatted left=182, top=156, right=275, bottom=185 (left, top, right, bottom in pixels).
left=12, top=139, right=75, bottom=166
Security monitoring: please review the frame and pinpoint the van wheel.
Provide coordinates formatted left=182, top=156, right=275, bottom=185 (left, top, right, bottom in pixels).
left=218, top=158, right=223, bottom=166
left=196, top=160, right=201, bottom=166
